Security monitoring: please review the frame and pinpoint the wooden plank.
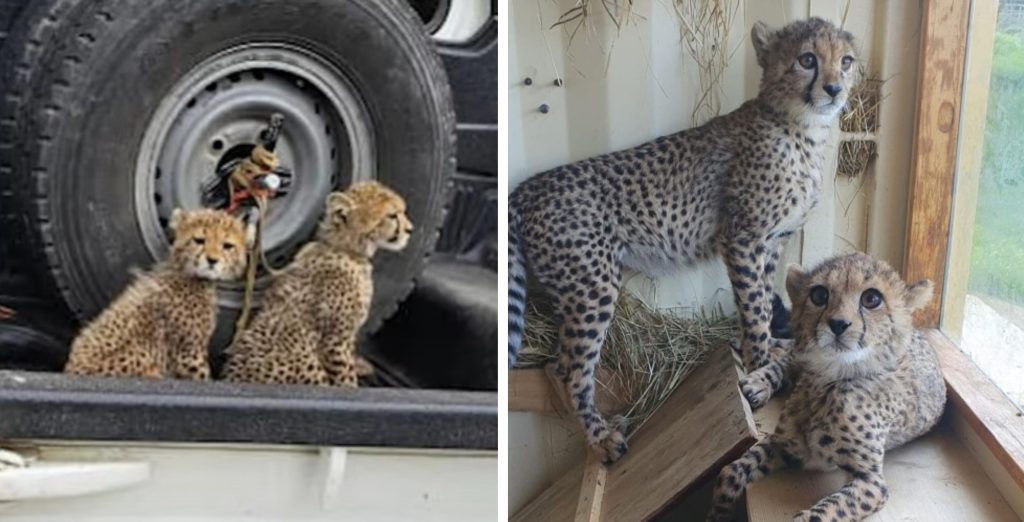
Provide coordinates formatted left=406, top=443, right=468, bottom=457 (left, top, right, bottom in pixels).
left=509, top=369, right=560, bottom=414
left=929, top=330, right=1024, bottom=491
left=746, top=421, right=1018, bottom=522
left=512, top=347, right=758, bottom=521
left=902, top=0, right=972, bottom=327
left=574, top=453, right=606, bottom=522
left=940, top=0, right=999, bottom=340
left=509, top=367, right=630, bottom=415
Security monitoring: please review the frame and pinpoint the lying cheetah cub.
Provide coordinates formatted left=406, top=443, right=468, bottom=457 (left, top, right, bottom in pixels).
left=708, top=253, right=946, bottom=522
left=508, top=17, right=860, bottom=463
left=65, top=209, right=249, bottom=379
left=221, top=181, right=413, bottom=386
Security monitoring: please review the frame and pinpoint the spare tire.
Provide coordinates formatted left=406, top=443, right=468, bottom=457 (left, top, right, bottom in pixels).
left=0, top=0, right=455, bottom=333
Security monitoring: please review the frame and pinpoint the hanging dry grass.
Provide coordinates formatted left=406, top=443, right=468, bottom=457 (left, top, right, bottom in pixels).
left=672, top=0, right=741, bottom=125
left=549, top=0, right=738, bottom=125
left=840, top=77, right=883, bottom=133
left=515, top=289, right=737, bottom=431
left=551, top=0, right=636, bottom=47
left=837, top=76, right=884, bottom=179
left=837, top=140, right=877, bottom=179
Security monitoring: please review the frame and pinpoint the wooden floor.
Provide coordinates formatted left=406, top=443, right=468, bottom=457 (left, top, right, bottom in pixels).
left=746, top=417, right=1019, bottom=521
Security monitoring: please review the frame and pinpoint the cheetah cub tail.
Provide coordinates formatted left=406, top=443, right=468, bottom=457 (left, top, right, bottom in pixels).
left=507, top=210, right=527, bottom=369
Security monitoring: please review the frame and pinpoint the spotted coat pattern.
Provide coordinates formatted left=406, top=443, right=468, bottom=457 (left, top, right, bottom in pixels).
left=507, top=18, right=861, bottom=463
left=221, top=181, right=413, bottom=386
left=64, top=209, right=249, bottom=379
left=708, top=253, right=947, bottom=521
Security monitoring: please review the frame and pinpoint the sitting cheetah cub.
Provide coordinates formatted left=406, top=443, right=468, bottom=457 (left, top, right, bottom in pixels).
left=221, top=181, right=413, bottom=386
left=65, top=209, right=249, bottom=379
left=507, top=17, right=860, bottom=463
left=707, top=253, right=946, bottom=522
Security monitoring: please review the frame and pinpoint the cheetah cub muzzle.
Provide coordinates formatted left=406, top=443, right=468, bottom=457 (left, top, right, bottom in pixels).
left=707, top=252, right=946, bottom=522
left=507, top=17, right=861, bottom=463
left=65, top=209, right=249, bottom=379
left=221, top=181, right=413, bottom=386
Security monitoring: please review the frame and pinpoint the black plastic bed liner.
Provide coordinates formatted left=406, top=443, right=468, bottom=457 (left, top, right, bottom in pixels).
left=0, top=370, right=496, bottom=450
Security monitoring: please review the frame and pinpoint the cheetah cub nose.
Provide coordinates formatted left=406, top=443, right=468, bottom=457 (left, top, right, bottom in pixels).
left=206, top=256, right=218, bottom=267
left=828, top=318, right=851, bottom=335
left=823, top=84, right=842, bottom=98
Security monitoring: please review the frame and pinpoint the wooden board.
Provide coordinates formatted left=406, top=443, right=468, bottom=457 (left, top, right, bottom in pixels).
left=902, top=0, right=971, bottom=327
left=746, top=421, right=1018, bottom=522
left=509, top=368, right=631, bottom=415
left=510, top=369, right=561, bottom=414
left=511, top=347, right=758, bottom=521
left=929, top=330, right=1024, bottom=491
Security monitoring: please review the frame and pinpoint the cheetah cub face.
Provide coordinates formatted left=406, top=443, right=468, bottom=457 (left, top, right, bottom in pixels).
left=168, top=208, right=249, bottom=281
left=323, top=181, right=414, bottom=253
left=753, top=17, right=861, bottom=119
left=785, top=253, right=933, bottom=381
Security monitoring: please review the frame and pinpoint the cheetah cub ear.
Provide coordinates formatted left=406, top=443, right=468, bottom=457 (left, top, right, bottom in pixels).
left=784, top=263, right=808, bottom=301
left=904, top=279, right=934, bottom=311
left=169, top=208, right=188, bottom=234
left=326, top=191, right=356, bottom=227
left=751, top=21, right=776, bottom=68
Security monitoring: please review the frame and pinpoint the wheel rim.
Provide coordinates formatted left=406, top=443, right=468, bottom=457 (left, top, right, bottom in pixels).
left=135, top=43, right=375, bottom=274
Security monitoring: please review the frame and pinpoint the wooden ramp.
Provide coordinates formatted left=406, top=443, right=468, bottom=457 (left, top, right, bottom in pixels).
left=511, top=347, right=758, bottom=521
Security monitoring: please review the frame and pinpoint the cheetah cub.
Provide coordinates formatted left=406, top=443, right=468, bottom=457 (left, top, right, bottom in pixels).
left=707, top=253, right=946, bottom=522
left=507, top=17, right=860, bottom=463
left=65, top=209, right=249, bottom=379
left=221, top=181, right=413, bottom=386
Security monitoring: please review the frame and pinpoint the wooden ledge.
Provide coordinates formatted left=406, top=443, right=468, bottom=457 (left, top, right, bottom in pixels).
left=929, top=329, right=1024, bottom=491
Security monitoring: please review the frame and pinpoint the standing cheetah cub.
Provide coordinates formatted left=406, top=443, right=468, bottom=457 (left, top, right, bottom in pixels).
left=65, top=209, right=249, bottom=379
left=507, top=17, right=861, bottom=463
left=707, top=253, right=946, bottom=522
left=221, top=181, right=413, bottom=386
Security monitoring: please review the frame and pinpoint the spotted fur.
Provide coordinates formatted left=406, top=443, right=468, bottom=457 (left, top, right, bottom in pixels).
left=507, top=17, right=861, bottom=463
left=708, top=252, right=947, bottom=521
left=65, top=209, right=249, bottom=379
left=221, top=181, right=413, bottom=386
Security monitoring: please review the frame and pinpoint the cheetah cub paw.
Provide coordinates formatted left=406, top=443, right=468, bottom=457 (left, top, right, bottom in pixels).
left=740, top=370, right=773, bottom=409
left=593, top=415, right=629, bottom=465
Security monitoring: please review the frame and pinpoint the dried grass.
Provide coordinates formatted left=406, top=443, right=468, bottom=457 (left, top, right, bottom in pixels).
left=516, top=289, right=737, bottom=432
left=671, top=0, right=742, bottom=125
left=837, top=76, right=884, bottom=179
left=550, top=0, right=739, bottom=125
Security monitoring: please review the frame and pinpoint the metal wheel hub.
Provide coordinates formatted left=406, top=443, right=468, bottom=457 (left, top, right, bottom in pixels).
left=135, top=44, right=375, bottom=268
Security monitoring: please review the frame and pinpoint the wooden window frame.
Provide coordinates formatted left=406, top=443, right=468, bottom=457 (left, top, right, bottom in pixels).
left=905, top=0, right=1024, bottom=504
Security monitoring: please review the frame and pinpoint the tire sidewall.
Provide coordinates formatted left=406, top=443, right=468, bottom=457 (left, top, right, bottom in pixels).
left=24, top=0, right=453, bottom=326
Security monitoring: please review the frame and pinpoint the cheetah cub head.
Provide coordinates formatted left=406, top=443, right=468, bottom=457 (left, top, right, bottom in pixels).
left=321, top=181, right=414, bottom=256
left=168, top=208, right=249, bottom=281
left=786, top=252, right=932, bottom=381
left=752, top=17, right=861, bottom=120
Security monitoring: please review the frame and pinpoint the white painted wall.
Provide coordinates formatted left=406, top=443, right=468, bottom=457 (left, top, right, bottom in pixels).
left=509, top=0, right=923, bottom=514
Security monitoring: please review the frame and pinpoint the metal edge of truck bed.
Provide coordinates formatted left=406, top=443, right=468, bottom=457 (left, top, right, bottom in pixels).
left=0, top=371, right=497, bottom=450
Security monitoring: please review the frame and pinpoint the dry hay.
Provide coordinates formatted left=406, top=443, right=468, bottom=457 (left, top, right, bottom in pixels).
left=550, top=0, right=738, bottom=126
left=515, top=289, right=737, bottom=432
left=837, top=77, right=884, bottom=179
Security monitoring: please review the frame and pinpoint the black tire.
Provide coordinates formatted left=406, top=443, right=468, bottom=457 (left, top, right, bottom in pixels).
left=0, top=0, right=455, bottom=333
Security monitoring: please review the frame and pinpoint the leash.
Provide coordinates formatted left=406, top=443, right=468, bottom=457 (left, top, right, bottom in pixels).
left=216, top=114, right=293, bottom=346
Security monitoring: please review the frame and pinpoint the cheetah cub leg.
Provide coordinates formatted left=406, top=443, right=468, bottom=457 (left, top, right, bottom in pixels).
left=724, top=236, right=775, bottom=373
left=170, top=319, right=213, bottom=380
left=794, top=465, right=888, bottom=521
left=322, top=333, right=360, bottom=388
left=739, top=339, right=795, bottom=408
left=706, top=438, right=786, bottom=521
left=552, top=280, right=627, bottom=464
